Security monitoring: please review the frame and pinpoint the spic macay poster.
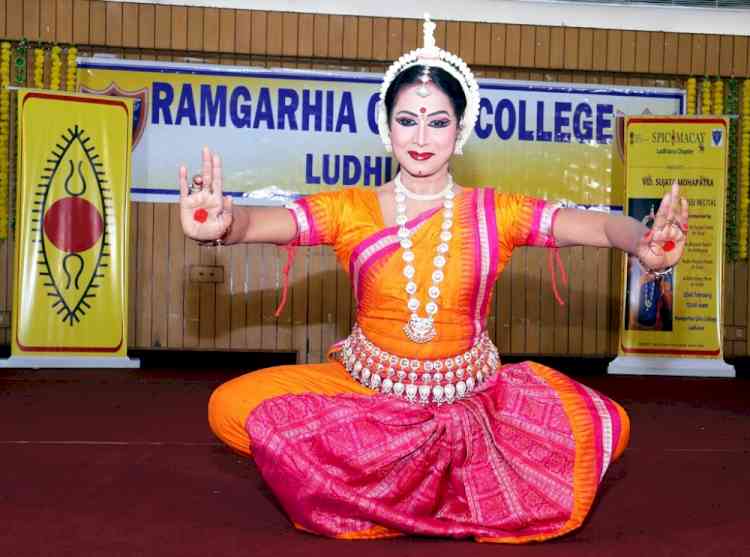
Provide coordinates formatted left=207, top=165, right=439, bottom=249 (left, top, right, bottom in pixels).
left=610, top=116, right=734, bottom=377
left=8, top=90, right=133, bottom=362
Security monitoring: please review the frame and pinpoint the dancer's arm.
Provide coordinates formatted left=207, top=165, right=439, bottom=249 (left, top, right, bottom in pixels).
left=179, top=147, right=297, bottom=245
left=552, top=181, right=688, bottom=272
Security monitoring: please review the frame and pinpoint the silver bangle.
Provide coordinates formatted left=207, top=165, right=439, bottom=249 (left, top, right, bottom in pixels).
left=637, top=257, right=673, bottom=277
left=196, top=238, right=224, bottom=247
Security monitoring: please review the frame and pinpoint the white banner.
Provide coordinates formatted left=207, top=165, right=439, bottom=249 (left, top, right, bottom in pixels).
left=78, top=57, right=684, bottom=208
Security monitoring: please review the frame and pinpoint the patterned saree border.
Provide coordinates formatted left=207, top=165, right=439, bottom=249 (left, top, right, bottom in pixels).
left=476, top=362, right=603, bottom=544
left=612, top=401, right=631, bottom=462
left=476, top=189, right=500, bottom=338
left=465, top=189, right=500, bottom=343
left=294, top=520, right=403, bottom=540
left=469, top=190, right=483, bottom=341
left=331, top=524, right=404, bottom=540
left=286, top=197, right=319, bottom=246
left=526, top=200, right=562, bottom=248
left=572, top=383, right=606, bottom=481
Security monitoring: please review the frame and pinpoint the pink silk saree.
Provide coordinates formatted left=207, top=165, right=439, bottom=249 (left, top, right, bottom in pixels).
left=246, top=188, right=630, bottom=542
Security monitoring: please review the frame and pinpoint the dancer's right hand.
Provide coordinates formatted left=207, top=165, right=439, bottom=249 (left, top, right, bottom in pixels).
left=179, top=146, right=233, bottom=242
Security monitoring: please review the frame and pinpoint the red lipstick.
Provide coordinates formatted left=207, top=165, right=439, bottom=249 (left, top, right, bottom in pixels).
left=408, top=151, right=434, bottom=161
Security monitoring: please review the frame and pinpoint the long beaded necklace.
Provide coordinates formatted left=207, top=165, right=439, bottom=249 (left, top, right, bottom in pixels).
left=394, top=173, right=455, bottom=343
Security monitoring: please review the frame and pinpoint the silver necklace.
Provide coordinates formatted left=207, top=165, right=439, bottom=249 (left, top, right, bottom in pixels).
left=394, top=173, right=454, bottom=202
left=394, top=173, right=455, bottom=343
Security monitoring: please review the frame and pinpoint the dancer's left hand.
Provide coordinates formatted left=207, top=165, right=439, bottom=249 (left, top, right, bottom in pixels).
left=635, top=180, right=689, bottom=274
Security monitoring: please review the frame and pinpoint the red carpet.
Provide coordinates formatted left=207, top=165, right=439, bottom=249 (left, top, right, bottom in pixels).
left=1, top=366, right=749, bottom=556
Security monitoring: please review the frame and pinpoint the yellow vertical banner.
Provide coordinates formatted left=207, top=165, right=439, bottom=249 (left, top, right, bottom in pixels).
left=1, top=90, right=138, bottom=368
left=609, top=116, right=734, bottom=377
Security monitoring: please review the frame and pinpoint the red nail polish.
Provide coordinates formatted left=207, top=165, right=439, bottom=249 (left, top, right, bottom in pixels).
left=194, top=208, right=208, bottom=223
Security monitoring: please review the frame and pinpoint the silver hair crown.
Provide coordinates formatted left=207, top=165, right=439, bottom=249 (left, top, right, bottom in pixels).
left=377, top=13, right=481, bottom=155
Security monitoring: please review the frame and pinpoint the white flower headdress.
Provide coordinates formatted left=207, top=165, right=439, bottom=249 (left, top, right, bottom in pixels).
left=377, top=14, right=481, bottom=155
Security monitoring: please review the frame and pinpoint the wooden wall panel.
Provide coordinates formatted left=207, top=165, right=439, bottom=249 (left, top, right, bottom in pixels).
left=549, top=27, right=563, bottom=70
left=6, top=0, right=24, bottom=40
left=202, top=7, right=220, bottom=53
left=250, top=10, right=266, bottom=55
left=328, top=14, right=343, bottom=59
left=505, top=24, right=520, bottom=67
left=620, top=30, right=635, bottom=73
left=490, top=24, right=505, bottom=67
left=719, top=34, right=733, bottom=76
left=705, top=35, right=720, bottom=76
left=88, top=1, right=105, bottom=46
left=578, top=29, right=593, bottom=71
left=244, top=245, right=262, bottom=349
left=445, top=20, right=460, bottom=59
left=460, top=21, right=476, bottom=64
left=592, top=29, right=608, bottom=71
left=2, top=2, right=750, bottom=357
left=474, top=22, right=491, bottom=66
left=121, top=3, right=138, bottom=48
left=519, top=25, right=534, bottom=68
left=343, top=15, right=359, bottom=59
left=564, top=27, right=578, bottom=70
left=635, top=31, right=650, bottom=73
left=606, top=30, right=621, bottom=72
left=662, top=32, right=678, bottom=74
left=45, top=0, right=63, bottom=43
left=690, top=33, right=706, bottom=76
left=372, top=17, right=388, bottom=61
left=312, top=13, right=328, bottom=58
left=23, top=0, right=40, bottom=40
left=356, top=16, right=372, bottom=60
left=0, top=0, right=6, bottom=37
left=534, top=25, right=550, bottom=69
left=677, top=33, right=692, bottom=76
left=235, top=9, right=250, bottom=55
left=733, top=36, right=748, bottom=76
left=386, top=17, right=402, bottom=61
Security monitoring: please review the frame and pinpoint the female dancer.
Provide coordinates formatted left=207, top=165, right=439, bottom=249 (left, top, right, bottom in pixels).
left=179, top=16, right=687, bottom=543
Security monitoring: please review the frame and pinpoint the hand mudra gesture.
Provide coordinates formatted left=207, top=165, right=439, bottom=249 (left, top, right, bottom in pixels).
left=179, top=147, right=233, bottom=244
left=635, top=180, right=689, bottom=275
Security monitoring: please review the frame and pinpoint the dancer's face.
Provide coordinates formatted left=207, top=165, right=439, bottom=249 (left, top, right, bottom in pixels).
left=389, top=82, right=459, bottom=179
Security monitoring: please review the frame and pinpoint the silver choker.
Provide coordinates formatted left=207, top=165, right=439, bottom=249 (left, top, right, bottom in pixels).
left=394, top=173, right=454, bottom=202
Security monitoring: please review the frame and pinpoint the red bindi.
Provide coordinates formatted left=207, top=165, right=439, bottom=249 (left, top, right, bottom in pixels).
left=193, top=208, right=209, bottom=223
left=419, top=107, right=426, bottom=113
left=662, top=240, right=676, bottom=252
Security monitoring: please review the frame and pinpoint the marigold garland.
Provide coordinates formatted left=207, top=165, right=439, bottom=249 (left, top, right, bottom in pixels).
left=740, top=79, right=750, bottom=259
left=33, top=47, right=45, bottom=88
left=726, top=79, right=739, bottom=261
left=712, top=79, right=724, bottom=116
left=0, top=41, right=10, bottom=239
left=65, top=47, right=78, bottom=92
left=50, top=45, right=62, bottom=90
left=686, top=77, right=697, bottom=115
left=701, top=78, right=712, bottom=115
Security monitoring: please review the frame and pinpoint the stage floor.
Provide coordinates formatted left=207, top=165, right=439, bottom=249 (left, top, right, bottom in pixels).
left=2, top=365, right=749, bottom=556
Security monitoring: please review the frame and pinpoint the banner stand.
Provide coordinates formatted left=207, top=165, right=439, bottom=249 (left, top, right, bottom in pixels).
left=608, top=356, right=734, bottom=377
left=0, top=356, right=140, bottom=369
left=7, top=89, right=136, bottom=367
left=610, top=116, right=734, bottom=378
